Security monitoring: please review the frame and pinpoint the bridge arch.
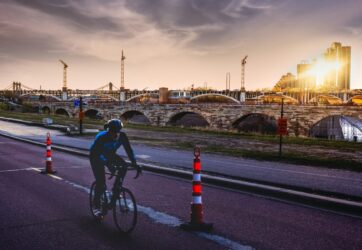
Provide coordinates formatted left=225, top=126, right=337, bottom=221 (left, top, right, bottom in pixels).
left=41, top=106, right=51, bottom=114
left=20, top=93, right=61, bottom=101
left=309, top=115, right=362, bottom=140
left=167, top=111, right=210, bottom=127
left=84, top=109, right=100, bottom=119
left=190, top=94, right=239, bottom=104
left=252, top=94, right=299, bottom=104
left=232, top=113, right=277, bottom=134
left=120, top=110, right=151, bottom=125
left=346, top=95, right=362, bottom=106
left=309, top=95, right=343, bottom=105
left=55, top=108, right=71, bottom=117
left=126, top=93, right=159, bottom=103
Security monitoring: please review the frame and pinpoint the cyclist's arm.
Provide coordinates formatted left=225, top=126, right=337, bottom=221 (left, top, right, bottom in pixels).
left=118, top=132, right=137, bottom=165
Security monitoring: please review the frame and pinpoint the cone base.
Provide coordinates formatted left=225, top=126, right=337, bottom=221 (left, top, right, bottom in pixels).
left=180, top=222, right=213, bottom=232
left=41, top=170, right=57, bottom=175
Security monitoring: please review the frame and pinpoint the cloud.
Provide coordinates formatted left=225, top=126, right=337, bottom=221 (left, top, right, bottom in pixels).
left=11, top=0, right=127, bottom=34
left=343, top=15, right=362, bottom=37
left=123, top=0, right=278, bottom=48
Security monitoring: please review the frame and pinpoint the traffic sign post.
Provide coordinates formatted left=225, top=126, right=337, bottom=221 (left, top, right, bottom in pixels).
left=79, top=96, right=83, bottom=135
left=278, top=98, right=286, bottom=158
left=278, top=118, right=288, bottom=136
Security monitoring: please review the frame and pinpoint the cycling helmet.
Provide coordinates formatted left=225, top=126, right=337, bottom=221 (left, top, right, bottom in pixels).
left=107, top=119, right=123, bottom=133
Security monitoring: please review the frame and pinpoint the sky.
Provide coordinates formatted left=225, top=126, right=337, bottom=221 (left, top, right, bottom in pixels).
left=0, top=0, right=361, bottom=91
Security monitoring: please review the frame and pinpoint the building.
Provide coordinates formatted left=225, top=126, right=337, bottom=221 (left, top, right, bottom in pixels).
left=297, top=61, right=316, bottom=90
left=323, top=42, right=351, bottom=91
left=273, top=73, right=297, bottom=91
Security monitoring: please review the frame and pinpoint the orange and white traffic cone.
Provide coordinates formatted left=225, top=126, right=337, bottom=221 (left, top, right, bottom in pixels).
left=41, top=132, right=56, bottom=174
left=181, top=147, right=213, bottom=231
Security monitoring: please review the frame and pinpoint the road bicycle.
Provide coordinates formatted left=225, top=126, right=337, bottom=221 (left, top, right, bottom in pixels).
left=89, top=163, right=141, bottom=234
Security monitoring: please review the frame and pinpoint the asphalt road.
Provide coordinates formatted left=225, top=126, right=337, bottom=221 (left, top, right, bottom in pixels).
left=0, top=120, right=361, bottom=198
left=0, top=136, right=362, bottom=249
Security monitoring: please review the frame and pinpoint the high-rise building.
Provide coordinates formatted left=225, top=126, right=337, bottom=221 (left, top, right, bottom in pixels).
left=297, top=61, right=316, bottom=90
left=297, top=61, right=316, bottom=103
left=323, top=42, right=351, bottom=91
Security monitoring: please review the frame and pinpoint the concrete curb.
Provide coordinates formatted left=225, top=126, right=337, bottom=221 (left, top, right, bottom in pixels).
left=0, top=131, right=361, bottom=217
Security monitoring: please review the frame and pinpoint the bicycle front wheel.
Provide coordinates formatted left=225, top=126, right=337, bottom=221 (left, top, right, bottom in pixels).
left=113, top=188, right=137, bottom=234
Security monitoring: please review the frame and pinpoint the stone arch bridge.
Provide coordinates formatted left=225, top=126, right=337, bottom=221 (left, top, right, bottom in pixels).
left=37, top=102, right=362, bottom=137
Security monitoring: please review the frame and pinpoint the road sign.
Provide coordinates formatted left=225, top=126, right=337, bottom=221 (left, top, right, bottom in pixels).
left=74, top=99, right=80, bottom=107
left=277, top=118, right=288, bottom=135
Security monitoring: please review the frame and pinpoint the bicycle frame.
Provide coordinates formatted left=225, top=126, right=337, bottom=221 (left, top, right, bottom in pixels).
left=105, top=166, right=129, bottom=210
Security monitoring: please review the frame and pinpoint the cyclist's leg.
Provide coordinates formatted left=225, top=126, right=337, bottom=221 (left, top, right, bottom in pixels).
left=112, top=155, right=127, bottom=194
left=90, top=158, right=105, bottom=209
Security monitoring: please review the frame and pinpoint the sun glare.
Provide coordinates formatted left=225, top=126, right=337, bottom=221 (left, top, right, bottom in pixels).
left=308, top=59, right=342, bottom=86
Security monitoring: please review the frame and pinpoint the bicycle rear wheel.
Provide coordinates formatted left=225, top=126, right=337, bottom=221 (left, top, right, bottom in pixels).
left=89, top=181, right=107, bottom=219
left=113, top=188, right=137, bottom=233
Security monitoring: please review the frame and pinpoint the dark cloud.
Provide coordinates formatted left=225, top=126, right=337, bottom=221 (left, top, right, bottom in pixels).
left=11, top=0, right=127, bottom=34
left=123, top=0, right=279, bottom=49
left=0, top=22, right=73, bottom=61
left=125, top=0, right=273, bottom=28
left=347, top=15, right=362, bottom=28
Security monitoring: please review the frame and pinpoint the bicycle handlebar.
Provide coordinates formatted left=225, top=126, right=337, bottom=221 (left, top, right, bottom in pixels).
left=105, top=164, right=142, bottom=180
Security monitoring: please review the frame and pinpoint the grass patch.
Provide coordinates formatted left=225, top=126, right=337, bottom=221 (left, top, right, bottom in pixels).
left=173, top=141, right=362, bottom=172
left=126, top=123, right=362, bottom=151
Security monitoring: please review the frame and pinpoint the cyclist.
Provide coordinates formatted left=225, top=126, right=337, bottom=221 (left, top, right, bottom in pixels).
left=89, top=118, right=141, bottom=217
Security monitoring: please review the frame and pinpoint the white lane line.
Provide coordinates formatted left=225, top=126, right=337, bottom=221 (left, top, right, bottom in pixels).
left=49, top=176, right=253, bottom=250
left=196, top=232, right=254, bottom=250
left=48, top=174, right=63, bottom=180
left=136, top=154, right=151, bottom=159
left=48, top=166, right=88, bottom=169
left=0, top=167, right=38, bottom=173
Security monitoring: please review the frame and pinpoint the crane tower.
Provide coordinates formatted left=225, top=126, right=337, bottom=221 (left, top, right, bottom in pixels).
left=120, top=50, right=126, bottom=90
left=241, top=55, right=248, bottom=91
left=59, top=59, right=68, bottom=100
left=59, top=60, right=68, bottom=89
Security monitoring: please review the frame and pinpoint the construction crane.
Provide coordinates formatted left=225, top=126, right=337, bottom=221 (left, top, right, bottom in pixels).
left=241, top=55, right=248, bottom=91
left=59, top=60, right=68, bottom=89
left=120, top=50, right=126, bottom=90
left=226, top=72, right=231, bottom=91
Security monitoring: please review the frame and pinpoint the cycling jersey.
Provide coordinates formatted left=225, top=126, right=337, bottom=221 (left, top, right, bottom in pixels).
left=90, top=131, right=136, bottom=168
